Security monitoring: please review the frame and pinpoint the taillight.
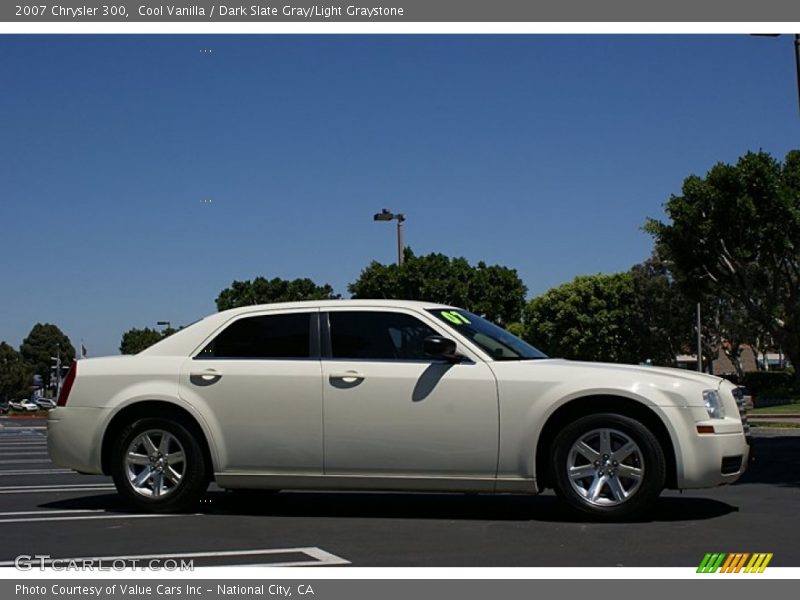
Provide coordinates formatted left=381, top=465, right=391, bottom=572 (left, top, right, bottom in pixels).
left=57, top=361, right=77, bottom=407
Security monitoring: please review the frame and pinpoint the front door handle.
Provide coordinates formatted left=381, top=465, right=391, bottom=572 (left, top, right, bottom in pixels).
left=190, top=369, right=223, bottom=386
left=329, top=371, right=365, bottom=384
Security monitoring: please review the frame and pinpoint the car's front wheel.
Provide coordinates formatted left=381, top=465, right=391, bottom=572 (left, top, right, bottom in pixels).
left=551, top=413, right=666, bottom=520
left=111, top=418, right=209, bottom=512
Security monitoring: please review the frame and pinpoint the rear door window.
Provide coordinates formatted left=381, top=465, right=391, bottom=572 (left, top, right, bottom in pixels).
left=197, top=313, right=311, bottom=359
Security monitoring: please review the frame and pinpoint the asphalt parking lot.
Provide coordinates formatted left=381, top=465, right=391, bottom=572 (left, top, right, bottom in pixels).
left=0, top=415, right=798, bottom=568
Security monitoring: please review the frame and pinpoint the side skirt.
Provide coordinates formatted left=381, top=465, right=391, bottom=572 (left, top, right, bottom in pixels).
left=215, top=473, right=538, bottom=494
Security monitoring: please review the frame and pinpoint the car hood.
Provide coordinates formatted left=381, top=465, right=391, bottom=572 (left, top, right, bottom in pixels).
left=503, top=358, right=724, bottom=388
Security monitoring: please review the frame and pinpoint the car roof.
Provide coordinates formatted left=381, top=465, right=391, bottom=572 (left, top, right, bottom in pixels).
left=140, top=299, right=457, bottom=357
left=215, top=299, right=454, bottom=318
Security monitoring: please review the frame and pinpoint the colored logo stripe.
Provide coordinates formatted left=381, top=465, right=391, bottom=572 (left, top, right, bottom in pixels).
left=697, top=553, right=772, bottom=573
left=721, top=553, right=749, bottom=573
left=745, top=553, right=773, bottom=573
left=697, top=553, right=726, bottom=572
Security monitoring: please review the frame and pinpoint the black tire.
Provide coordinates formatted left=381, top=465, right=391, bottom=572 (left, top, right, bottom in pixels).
left=551, top=413, right=666, bottom=520
left=111, top=417, right=209, bottom=513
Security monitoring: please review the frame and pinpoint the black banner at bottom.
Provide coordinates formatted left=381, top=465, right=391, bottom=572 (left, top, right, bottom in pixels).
left=0, top=580, right=793, bottom=600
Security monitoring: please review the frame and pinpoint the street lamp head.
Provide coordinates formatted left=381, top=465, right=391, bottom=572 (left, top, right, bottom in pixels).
left=372, top=207, right=406, bottom=265
left=373, top=208, right=394, bottom=222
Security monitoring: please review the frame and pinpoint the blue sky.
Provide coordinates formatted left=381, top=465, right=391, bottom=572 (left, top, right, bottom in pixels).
left=1, top=34, right=798, bottom=356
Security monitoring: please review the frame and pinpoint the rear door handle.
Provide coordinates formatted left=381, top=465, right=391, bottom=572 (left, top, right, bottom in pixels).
left=190, top=369, right=223, bottom=386
left=329, top=371, right=365, bottom=384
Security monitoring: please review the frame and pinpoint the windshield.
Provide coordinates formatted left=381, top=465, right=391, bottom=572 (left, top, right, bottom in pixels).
left=427, top=309, right=547, bottom=361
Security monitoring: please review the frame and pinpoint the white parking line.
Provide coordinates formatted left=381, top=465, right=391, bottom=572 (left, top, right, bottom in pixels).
left=0, top=452, right=50, bottom=457
left=0, top=427, right=47, bottom=438
left=0, top=484, right=114, bottom=494
left=295, top=547, right=352, bottom=566
left=0, top=547, right=350, bottom=567
left=0, top=509, right=105, bottom=516
left=0, top=512, right=182, bottom=524
left=0, top=483, right=111, bottom=490
left=0, top=469, right=73, bottom=476
left=0, top=442, right=47, bottom=446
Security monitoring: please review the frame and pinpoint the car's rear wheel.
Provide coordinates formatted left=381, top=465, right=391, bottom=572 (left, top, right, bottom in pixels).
left=551, top=413, right=666, bottom=520
left=111, top=417, right=209, bottom=512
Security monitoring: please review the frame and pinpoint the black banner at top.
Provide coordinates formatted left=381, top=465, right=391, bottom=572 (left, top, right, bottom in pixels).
left=4, top=0, right=800, bottom=22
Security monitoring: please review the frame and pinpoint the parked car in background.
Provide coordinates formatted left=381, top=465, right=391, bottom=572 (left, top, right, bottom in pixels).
left=33, top=398, right=57, bottom=410
left=10, top=399, right=40, bottom=412
left=734, top=386, right=754, bottom=411
left=48, top=300, right=751, bottom=520
left=0, top=402, right=8, bottom=415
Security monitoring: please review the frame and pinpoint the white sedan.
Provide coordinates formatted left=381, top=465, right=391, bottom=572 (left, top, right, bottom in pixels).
left=48, top=300, right=750, bottom=519
left=10, top=399, right=40, bottom=412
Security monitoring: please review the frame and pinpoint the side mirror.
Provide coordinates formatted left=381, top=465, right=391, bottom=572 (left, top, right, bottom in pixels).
left=424, top=336, right=461, bottom=362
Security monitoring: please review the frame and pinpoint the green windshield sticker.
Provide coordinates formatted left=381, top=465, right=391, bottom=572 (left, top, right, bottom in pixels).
left=441, top=311, right=471, bottom=325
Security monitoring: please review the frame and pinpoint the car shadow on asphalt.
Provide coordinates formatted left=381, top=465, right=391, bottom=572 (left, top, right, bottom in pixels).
left=40, top=490, right=736, bottom=524
left=44, top=432, right=800, bottom=523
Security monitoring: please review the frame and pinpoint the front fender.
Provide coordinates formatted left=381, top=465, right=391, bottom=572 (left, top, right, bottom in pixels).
left=494, top=373, right=687, bottom=487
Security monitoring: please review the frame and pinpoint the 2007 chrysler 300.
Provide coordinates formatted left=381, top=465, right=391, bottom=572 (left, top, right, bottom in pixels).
left=48, top=300, right=750, bottom=519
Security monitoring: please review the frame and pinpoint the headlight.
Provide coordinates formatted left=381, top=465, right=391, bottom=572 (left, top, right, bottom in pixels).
left=703, top=389, right=725, bottom=419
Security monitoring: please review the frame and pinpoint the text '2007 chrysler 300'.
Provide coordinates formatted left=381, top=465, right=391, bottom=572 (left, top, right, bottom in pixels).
left=48, top=300, right=750, bottom=520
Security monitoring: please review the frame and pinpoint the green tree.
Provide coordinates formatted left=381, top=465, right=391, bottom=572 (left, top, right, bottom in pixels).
left=120, top=328, right=167, bottom=355
left=523, top=273, right=639, bottom=363
left=19, top=324, right=75, bottom=388
left=0, top=342, right=33, bottom=402
left=645, top=149, right=800, bottom=385
left=216, top=276, right=339, bottom=311
left=349, top=249, right=527, bottom=325
left=629, top=254, right=693, bottom=367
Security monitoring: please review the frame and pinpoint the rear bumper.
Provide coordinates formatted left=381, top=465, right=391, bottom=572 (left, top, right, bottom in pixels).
left=47, top=407, right=109, bottom=474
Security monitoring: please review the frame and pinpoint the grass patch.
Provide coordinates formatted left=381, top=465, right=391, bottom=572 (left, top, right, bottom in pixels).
left=750, top=421, right=800, bottom=429
left=749, top=402, right=800, bottom=415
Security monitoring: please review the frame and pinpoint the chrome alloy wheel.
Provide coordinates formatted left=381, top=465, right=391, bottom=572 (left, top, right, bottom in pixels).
left=566, top=428, right=644, bottom=506
left=125, top=430, right=186, bottom=498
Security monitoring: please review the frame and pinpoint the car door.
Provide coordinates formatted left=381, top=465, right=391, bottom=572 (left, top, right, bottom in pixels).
left=321, top=308, right=499, bottom=478
left=178, top=309, right=323, bottom=474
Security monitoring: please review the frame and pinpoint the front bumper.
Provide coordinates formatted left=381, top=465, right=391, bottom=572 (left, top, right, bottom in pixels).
left=680, top=430, right=750, bottom=488
left=660, top=406, right=750, bottom=489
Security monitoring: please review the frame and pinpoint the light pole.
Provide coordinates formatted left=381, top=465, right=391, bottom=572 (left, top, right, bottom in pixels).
left=794, top=33, right=800, bottom=113
left=49, top=345, right=68, bottom=400
left=696, top=303, right=703, bottom=373
left=373, top=208, right=406, bottom=265
left=753, top=33, right=800, bottom=114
